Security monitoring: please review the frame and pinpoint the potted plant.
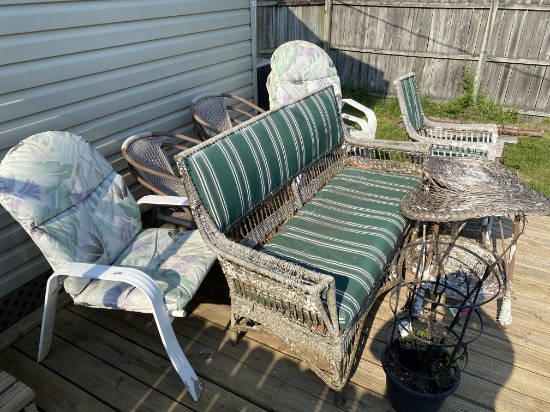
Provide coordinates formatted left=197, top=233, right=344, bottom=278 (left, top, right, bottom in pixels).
left=382, top=238, right=505, bottom=412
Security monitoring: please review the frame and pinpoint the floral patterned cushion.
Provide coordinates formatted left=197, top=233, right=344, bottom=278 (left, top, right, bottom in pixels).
left=0, top=131, right=216, bottom=313
left=267, top=40, right=342, bottom=110
left=72, top=229, right=215, bottom=312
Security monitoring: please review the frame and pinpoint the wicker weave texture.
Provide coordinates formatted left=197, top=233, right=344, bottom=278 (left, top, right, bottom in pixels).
left=190, top=93, right=265, bottom=141
left=125, top=136, right=185, bottom=196
left=400, top=157, right=550, bottom=222
left=121, top=132, right=195, bottom=228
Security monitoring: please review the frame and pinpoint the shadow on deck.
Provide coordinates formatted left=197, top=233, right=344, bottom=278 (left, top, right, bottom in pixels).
left=1, top=216, right=549, bottom=411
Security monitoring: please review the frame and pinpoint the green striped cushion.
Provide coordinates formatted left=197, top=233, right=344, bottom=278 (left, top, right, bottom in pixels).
left=184, top=86, right=342, bottom=232
left=262, top=166, right=420, bottom=330
left=401, top=75, right=424, bottom=131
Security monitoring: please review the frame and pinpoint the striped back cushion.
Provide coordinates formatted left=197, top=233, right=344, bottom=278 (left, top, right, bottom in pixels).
left=399, top=74, right=424, bottom=132
left=182, top=86, right=342, bottom=232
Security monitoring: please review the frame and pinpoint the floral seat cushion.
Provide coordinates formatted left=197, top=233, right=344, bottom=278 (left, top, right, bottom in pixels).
left=71, top=229, right=215, bottom=312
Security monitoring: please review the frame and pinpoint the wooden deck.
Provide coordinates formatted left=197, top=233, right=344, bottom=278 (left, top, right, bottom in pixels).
left=1, top=216, right=550, bottom=411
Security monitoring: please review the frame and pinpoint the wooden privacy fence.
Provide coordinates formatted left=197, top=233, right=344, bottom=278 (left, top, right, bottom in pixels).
left=257, top=0, right=550, bottom=119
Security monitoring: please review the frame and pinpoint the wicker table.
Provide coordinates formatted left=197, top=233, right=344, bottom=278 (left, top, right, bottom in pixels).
left=399, top=156, right=550, bottom=328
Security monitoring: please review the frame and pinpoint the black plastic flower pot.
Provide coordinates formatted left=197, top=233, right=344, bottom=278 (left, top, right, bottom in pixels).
left=382, top=339, right=460, bottom=412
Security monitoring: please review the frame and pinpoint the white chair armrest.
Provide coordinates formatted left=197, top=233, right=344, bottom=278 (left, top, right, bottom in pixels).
left=54, top=262, right=163, bottom=298
left=342, top=98, right=377, bottom=136
left=342, top=113, right=370, bottom=132
left=137, top=195, right=190, bottom=207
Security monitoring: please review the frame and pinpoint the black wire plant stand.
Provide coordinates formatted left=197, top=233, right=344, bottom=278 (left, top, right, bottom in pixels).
left=382, top=237, right=507, bottom=410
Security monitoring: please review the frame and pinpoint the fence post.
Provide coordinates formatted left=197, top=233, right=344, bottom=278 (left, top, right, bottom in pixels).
left=323, top=0, right=333, bottom=52
left=473, top=0, right=500, bottom=103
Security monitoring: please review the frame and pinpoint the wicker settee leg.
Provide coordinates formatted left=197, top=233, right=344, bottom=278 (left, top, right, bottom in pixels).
left=230, top=313, right=240, bottom=345
left=230, top=329, right=239, bottom=346
left=334, top=389, right=344, bottom=406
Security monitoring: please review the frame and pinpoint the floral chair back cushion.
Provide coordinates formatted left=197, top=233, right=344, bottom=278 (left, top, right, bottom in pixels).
left=267, top=40, right=342, bottom=110
left=0, top=131, right=142, bottom=293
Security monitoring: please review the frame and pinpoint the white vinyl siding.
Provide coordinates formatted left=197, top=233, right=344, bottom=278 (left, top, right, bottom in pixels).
left=0, top=0, right=254, bottom=296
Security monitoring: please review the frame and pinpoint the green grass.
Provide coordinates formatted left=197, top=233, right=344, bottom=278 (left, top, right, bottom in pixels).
left=342, top=81, right=550, bottom=197
left=502, top=137, right=550, bottom=196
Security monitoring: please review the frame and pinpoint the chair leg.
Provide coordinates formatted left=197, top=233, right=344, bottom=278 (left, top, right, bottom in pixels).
left=334, top=389, right=344, bottom=406
left=152, top=306, right=204, bottom=401
left=37, top=274, right=61, bottom=362
left=49, top=264, right=204, bottom=401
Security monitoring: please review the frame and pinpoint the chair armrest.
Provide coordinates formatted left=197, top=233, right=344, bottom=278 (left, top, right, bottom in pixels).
left=208, top=237, right=340, bottom=332
left=425, top=118, right=498, bottom=135
left=192, top=114, right=223, bottom=136
left=137, top=195, right=190, bottom=207
left=223, top=93, right=266, bottom=114
left=345, top=136, right=432, bottom=155
left=342, top=113, right=371, bottom=134
left=342, top=98, right=377, bottom=136
left=151, top=132, right=203, bottom=145
left=54, top=262, right=165, bottom=305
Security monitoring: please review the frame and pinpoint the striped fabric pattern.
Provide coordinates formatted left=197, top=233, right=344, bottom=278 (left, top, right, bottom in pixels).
left=184, top=86, right=342, bottom=232
left=401, top=75, right=424, bottom=132
left=262, top=167, right=420, bottom=330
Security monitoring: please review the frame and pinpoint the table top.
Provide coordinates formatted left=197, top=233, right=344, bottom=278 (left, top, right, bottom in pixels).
left=400, top=157, right=550, bottom=222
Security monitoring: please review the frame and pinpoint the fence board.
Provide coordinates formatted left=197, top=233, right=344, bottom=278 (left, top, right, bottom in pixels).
left=526, top=17, right=550, bottom=111
left=503, top=11, right=529, bottom=106
left=513, top=11, right=544, bottom=108
left=257, top=1, right=550, bottom=117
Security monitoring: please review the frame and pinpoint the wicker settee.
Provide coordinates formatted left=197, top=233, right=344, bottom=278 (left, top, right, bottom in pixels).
left=176, top=86, right=430, bottom=400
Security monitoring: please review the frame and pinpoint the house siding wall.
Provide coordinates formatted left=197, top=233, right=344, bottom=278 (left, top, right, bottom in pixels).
left=0, top=0, right=253, bottom=296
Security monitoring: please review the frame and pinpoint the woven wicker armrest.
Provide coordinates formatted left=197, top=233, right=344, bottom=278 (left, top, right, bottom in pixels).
left=344, top=136, right=431, bottom=174
left=423, top=125, right=497, bottom=144
left=425, top=117, right=498, bottom=134
left=344, top=136, right=431, bottom=155
left=419, top=125, right=498, bottom=159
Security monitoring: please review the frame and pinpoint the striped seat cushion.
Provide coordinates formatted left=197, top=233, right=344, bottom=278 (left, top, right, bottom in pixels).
left=182, top=86, right=342, bottom=232
left=262, top=166, right=420, bottom=330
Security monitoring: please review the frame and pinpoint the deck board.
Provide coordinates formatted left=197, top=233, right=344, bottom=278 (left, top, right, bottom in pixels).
left=1, top=216, right=550, bottom=411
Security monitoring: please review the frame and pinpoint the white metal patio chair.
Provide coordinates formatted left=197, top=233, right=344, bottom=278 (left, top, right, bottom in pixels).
left=0, top=131, right=217, bottom=401
left=267, top=40, right=377, bottom=139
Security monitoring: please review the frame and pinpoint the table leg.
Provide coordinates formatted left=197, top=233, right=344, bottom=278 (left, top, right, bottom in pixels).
left=497, top=214, right=520, bottom=329
left=424, top=223, right=440, bottom=271
left=481, top=216, right=493, bottom=249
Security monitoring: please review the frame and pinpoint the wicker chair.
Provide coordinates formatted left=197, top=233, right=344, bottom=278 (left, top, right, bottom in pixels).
left=394, top=72, right=498, bottom=159
left=267, top=40, right=377, bottom=139
left=121, top=132, right=201, bottom=229
left=0, top=131, right=217, bottom=401
left=190, top=93, right=265, bottom=140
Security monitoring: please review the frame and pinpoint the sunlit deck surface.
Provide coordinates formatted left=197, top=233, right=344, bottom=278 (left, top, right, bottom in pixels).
left=1, top=216, right=549, bottom=411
